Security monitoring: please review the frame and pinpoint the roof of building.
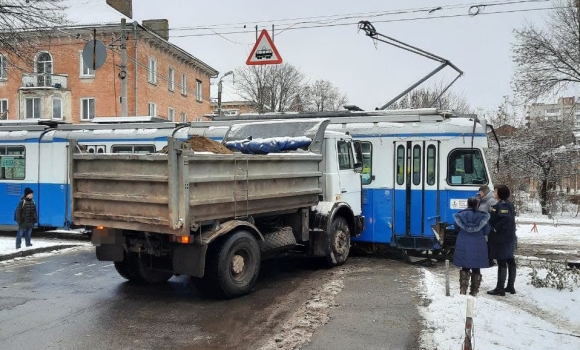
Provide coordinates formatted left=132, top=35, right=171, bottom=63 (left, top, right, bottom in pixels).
left=32, top=22, right=218, bottom=77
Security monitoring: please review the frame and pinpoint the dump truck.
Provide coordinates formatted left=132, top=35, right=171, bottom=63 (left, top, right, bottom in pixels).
left=71, top=119, right=365, bottom=297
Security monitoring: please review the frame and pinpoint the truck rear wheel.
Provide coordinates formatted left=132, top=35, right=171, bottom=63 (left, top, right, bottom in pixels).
left=326, top=217, right=351, bottom=267
left=115, top=252, right=172, bottom=284
left=203, top=230, right=261, bottom=298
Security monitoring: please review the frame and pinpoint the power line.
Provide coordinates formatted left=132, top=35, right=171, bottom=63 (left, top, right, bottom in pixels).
left=169, top=5, right=560, bottom=39
left=167, top=0, right=549, bottom=32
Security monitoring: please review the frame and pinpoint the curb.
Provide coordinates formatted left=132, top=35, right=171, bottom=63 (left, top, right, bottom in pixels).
left=0, top=244, right=81, bottom=262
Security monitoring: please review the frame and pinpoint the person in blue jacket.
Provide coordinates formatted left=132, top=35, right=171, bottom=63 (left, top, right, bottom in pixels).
left=487, top=185, right=517, bottom=296
left=453, top=197, right=490, bottom=296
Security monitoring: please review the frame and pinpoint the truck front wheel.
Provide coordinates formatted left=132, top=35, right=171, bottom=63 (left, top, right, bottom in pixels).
left=326, top=217, right=351, bottom=267
left=204, top=230, right=261, bottom=298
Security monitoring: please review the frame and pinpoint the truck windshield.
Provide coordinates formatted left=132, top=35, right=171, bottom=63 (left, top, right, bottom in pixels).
left=447, top=149, right=488, bottom=185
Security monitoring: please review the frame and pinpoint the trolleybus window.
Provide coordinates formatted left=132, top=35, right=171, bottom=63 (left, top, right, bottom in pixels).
left=396, top=145, right=405, bottom=185
left=412, top=145, right=421, bottom=185
left=111, top=145, right=155, bottom=154
left=0, top=146, right=25, bottom=180
left=360, top=141, right=373, bottom=185
left=426, top=145, right=436, bottom=186
left=337, top=141, right=354, bottom=170
left=447, top=149, right=488, bottom=185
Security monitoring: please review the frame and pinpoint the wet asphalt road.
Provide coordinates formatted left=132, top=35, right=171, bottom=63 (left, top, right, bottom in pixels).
left=0, top=247, right=422, bottom=350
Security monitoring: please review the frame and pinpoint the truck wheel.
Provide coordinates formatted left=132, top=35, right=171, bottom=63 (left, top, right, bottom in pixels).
left=326, top=217, right=351, bottom=267
left=205, top=230, right=261, bottom=298
left=116, top=253, right=172, bottom=284
left=114, top=260, right=133, bottom=280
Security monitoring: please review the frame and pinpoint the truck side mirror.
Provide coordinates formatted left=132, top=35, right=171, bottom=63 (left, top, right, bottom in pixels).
left=353, top=141, right=363, bottom=173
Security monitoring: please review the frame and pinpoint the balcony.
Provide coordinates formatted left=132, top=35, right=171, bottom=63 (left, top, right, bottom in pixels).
left=21, top=73, right=68, bottom=89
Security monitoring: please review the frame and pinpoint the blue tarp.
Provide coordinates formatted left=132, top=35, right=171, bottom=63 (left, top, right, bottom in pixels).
left=225, top=136, right=312, bottom=154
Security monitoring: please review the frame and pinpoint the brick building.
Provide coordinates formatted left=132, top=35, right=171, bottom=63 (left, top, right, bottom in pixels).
left=0, top=20, right=218, bottom=123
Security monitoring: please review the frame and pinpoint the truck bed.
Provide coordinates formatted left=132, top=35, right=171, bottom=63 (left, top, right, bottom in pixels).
left=71, top=141, right=323, bottom=236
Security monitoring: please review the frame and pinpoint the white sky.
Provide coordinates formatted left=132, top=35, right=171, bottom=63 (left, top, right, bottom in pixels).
left=64, top=0, right=564, bottom=112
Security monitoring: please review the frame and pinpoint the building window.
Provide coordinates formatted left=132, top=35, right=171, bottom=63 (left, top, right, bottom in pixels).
left=148, top=57, right=157, bottom=84
left=0, top=55, right=7, bottom=80
left=36, top=51, right=53, bottom=87
left=168, top=68, right=174, bottom=91
left=81, top=98, right=95, bottom=120
left=545, top=108, right=560, bottom=114
left=0, top=99, right=7, bottom=119
left=0, top=146, right=26, bottom=180
left=168, top=107, right=174, bottom=121
left=52, top=98, right=62, bottom=119
left=181, top=74, right=187, bottom=95
left=148, top=102, right=157, bottom=117
left=79, top=51, right=95, bottom=77
left=180, top=112, right=186, bottom=123
left=25, top=97, right=41, bottom=119
left=196, top=80, right=202, bottom=101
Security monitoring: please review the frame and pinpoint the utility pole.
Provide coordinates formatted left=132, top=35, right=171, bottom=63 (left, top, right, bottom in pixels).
left=217, top=71, right=233, bottom=117
left=120, top=18, right=128, bottom=118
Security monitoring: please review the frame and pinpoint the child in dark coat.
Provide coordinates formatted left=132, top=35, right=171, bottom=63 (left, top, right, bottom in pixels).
left=453, top=197, right=490, bottom=296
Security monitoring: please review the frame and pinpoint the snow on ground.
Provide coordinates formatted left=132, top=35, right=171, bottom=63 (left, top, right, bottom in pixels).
left=0, top=235, right=91, bottom=260
left=420, top=213, right=580, bottom=350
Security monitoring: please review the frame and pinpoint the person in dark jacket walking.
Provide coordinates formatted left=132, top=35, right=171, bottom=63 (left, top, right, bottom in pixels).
left=487, top=185, right=517, bottom=296
left=14, top=187, right=38, bottom=249
left=453, top=197, right=490, bottom=296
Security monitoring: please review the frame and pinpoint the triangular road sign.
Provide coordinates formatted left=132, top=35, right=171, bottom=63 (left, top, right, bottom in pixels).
left=246, top=29, right=283, bottom=65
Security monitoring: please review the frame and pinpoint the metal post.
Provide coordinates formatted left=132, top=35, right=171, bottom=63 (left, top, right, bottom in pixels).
left=120, top=18, right=128, bottom=118
left=445, top=259, right=450, bottom=296
left=217, top=79, right=223, bottom=116
left=463, top=298, right=474, bottom=350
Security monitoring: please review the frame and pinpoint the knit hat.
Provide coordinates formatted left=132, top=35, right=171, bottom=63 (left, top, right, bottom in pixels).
left=24, top=187, right=33, bottom=196
left=478, top=185, right=490, bottom=195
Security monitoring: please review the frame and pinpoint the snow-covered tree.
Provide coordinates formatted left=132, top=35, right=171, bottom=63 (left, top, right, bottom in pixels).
left=512, top=1, right=580, bottom=102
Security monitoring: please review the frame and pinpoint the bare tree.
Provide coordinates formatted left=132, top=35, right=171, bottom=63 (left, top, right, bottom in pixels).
left=0, top=1, right=68, bottom=51
left=235, top=63, right=304, bottom=113
left=501, top=120, right=576, bottom=215
left=303, top=79, right=348, bottom=112
left=387, top=86, right=471, bottom=113
left=512, top=1, right=580, bottom=102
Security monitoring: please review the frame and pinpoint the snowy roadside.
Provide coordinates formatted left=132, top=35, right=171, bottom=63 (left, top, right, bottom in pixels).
left=419, top=221, right=580, bottom=349
left=0, top=235, right=91, bottom=262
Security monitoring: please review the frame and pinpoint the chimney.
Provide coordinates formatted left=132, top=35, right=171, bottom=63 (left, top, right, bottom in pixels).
left=142, top=19, right=169, bottom=41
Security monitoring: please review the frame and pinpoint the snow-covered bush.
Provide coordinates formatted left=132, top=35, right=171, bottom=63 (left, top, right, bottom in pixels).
left=528, top=260, right=580, bottom=291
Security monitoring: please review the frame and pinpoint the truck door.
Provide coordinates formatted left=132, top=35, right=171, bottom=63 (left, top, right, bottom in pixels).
left=337, top=140, right=362, bottom=214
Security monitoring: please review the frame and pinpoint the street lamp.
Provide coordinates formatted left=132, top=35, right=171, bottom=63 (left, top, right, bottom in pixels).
left=217, top=71, right=234, bottom=117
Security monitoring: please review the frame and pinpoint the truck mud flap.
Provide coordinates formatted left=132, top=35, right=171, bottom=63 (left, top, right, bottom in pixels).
left=96, top=245, right=124, bottom=262
left=172, top=244, right=208, bottom=278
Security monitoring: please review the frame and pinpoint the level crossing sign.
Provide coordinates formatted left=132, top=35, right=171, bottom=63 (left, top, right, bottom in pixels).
left=246, top=29, right=283, bottom=65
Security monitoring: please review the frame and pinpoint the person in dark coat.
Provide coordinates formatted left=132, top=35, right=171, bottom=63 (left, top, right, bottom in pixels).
left=14, top=187, right=38, bottom=249
left=453, top=197, right=490, bottom=296
left=487, top=185, right=517, bottom=296
left=478, top=185, right=498, bottom=267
